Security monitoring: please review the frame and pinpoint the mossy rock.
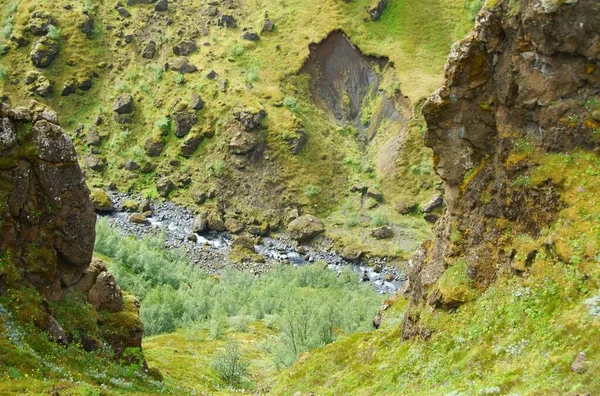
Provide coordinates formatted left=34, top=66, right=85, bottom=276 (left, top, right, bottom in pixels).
left=121, top=199, right=140, bottom=212
left=98, top=295, right=143, bottom=359
left=89, top=189, right=114, bottom=212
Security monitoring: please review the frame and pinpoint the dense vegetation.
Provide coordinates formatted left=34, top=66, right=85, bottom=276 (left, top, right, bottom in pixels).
left=95, top=219, right=384, bottom=372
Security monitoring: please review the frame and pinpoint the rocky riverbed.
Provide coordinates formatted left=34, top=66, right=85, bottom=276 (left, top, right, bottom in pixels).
left=100, top=192, right=405, bottom=294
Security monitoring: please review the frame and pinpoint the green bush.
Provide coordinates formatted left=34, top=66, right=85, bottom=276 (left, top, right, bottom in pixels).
left=94, top=219, right=384, bottom=366
left=372, top=213, right=389, bottom=227
left=303, top=185, right=321, bottom=198
left=211, top=341, right=249, bottom=388
left=47, top=25, right=61, bottom=40
left=244, top=66, right=260, bottom=84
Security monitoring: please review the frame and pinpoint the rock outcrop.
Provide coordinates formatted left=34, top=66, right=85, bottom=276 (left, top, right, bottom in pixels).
left=401, top=0, right=600, bottom=339
left=0, top=101, right=144, bottom=360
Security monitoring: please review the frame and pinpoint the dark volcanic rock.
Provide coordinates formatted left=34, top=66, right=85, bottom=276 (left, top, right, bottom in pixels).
left=242, top=31, right=260, bottom=41
left=142, top=40, right=156, bottom=59
left=173, top=40, right=198, bottom=56
left=233, top=106, right=266, bottom=131
left=155, top=0, right=168, bottom=11
left=371, top=226, right=393, bottom=239
left=262, top=19, right=275, bottom=33
left=218, top=15, right=237, bottom=28
left=78, top=13, right=94, bottom=37
left=180, top=134, right=203, bottom=157
left=145, top=135, right=165, bottom=157
left=30, top=36, right=59, bottom=68
left=173, top=111, right=198, bottom=138
left=368, top=0, right=387, bottom=21
left=190, top=94, right=205, bottom=110
left=112, top=93, right=134, bottom=114
left=171, top=58, right=198, bottom=73
left=29, top=12, right=55, bottom=36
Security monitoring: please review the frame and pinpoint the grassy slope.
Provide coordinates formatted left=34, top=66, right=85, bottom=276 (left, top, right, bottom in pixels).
left=0, top=0, right=470, bottom=260
left=272, top=150, right=600, bottom=395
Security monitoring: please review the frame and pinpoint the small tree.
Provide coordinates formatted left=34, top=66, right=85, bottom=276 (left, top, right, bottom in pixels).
left=211, top=341, right=249, bottom=387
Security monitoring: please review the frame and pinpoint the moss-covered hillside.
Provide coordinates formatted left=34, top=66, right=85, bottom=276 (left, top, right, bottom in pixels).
left=0, top=0, right=473, bottom=258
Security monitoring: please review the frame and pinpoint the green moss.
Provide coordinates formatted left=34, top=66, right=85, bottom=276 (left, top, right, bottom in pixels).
left=50, top=291, right=100, bottom=341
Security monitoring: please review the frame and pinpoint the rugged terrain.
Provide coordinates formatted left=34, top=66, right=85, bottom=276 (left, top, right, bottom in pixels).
left=275, top=0, right=600, bottom=394
left=0, top=102, right=154, bottom=393
left=1, top=0, right=599, bottom=394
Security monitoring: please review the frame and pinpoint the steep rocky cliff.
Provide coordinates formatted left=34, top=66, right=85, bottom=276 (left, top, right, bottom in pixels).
left=0, top=101, right=143, bottom=359
left=403, top=0, right=600, bottom=335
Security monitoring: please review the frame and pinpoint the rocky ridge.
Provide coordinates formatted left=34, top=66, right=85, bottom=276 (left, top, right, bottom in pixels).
left=401, top=0, right=600, bottom=338
left=0, top=102, right=144, bottom=360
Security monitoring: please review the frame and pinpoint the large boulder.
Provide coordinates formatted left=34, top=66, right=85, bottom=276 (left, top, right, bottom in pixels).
left=28, top=12, right=55, bottom=36
left=30, top=36, right=59, bottom=68
left=173, top=111, right=198, bottom=137
left=88, top=272, right=123, bottom=313
left=233, top=106, right=266, bottom=131
left=89, top=189, right=114, bottom=212
left=207, top=211, right=226, bottom=232
left=287, top=215, right=325, bottom=242
left=112, top=93, right=134, bottom=114
left=192, top=212, right=208, bottom=233
left=156, top=177, right=174, bottom=197
left=171, top=58, right=198, bottom=73
left=145, top=135, right=164, bottom=157
left=368, top=0, right=387, bottom=21
left=173, top=40, right=197, bottom=56
left=142, top=40, right=156, bottom=59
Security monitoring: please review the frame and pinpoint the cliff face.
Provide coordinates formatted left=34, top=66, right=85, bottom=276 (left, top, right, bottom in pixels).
left=403, top=0, right=600, bottom=337
left=0, top=101, right=142, bottom=358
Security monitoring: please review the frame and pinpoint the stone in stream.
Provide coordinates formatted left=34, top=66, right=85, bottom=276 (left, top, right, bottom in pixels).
left=207, top=211, right=226, bottom=232
left=128, top=213, right=149, bottom=224
left=156, top=177, right=174, bottom=197
left=341, top=246, right=362, bottom=262
left=192, top=212, right=208, bottom=233
left=90, top=189, right=114, bottom=212
left=225, top=218, right=244, bottom=234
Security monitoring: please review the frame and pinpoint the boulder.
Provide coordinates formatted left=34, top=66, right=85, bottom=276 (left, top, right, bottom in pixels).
left=180, top=134, right=203, bottom=157
left=287, top=215, right=325, bottom=242
left=145, top=135, right=164, bottom=157
left=124, top=159, right=140, bottom=171
left=341, top=246, right=362, bottom=262
left=117, top=7, right=131, bottom=17
left=218, top=15, right=237, bottom=28
left=395, top=200, right=417, bottom=215
left=156, top=177, right=174, bottom=197
left=0, top=117, right=17, bottom=151
left=78, top=14, right=94, bottom=37
left=233, top=106, right=266, bottom=131
left=30, top=36, right=59, bottom=68
left=368, top=0, right=387, bottom=21
left=571, top=352, right=587, bottom=374
left=173, top=111, right=198, bottom=138
left=89, top=189, right=114, bottom=212
left=207, top=211, right=226, bottom=232
left=171, top=58, right=198, bottom=73
left=155, top=0, right=168, bottom=11
left=113, top=93, right=134, bottom=114
left=229, top=132, right=258, bottom=155
left=88, top=271, right=123, bottom=313
left=190, top=94, right=204, bottom=110
left=366, top=187, right=383, bottom=201
left=28, top=12, right=55, bottom=36
left=371, top=226, right=393, bottom=239
left=173, top=40, right=198, bottom=56
left=232, top=235, right=255, bottom=250
left=192, top=212, right=208, bottom=233
left=201, top=6, right=218, bottom=16
left=242, top=31, right=260, bottom=41
left=142, top=41, right=156, bottom=59
left=420, top=194, right=444, bottom=213
left=225, top=218, right=244, bottom=234
left=31, top=75, right=53, bottom=97
left=128, top=212, right=149, bottom=224
left=121, top=199, right=140, bottom=212
left=85, top=154, right=105, bottom=171
left=206, top=70, right=218, bottom=79
left=285, top=128, right=308, bottom=154
left=86, top=128, right=102, bottom=146
left=262, top=19, right=275, bottom=33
